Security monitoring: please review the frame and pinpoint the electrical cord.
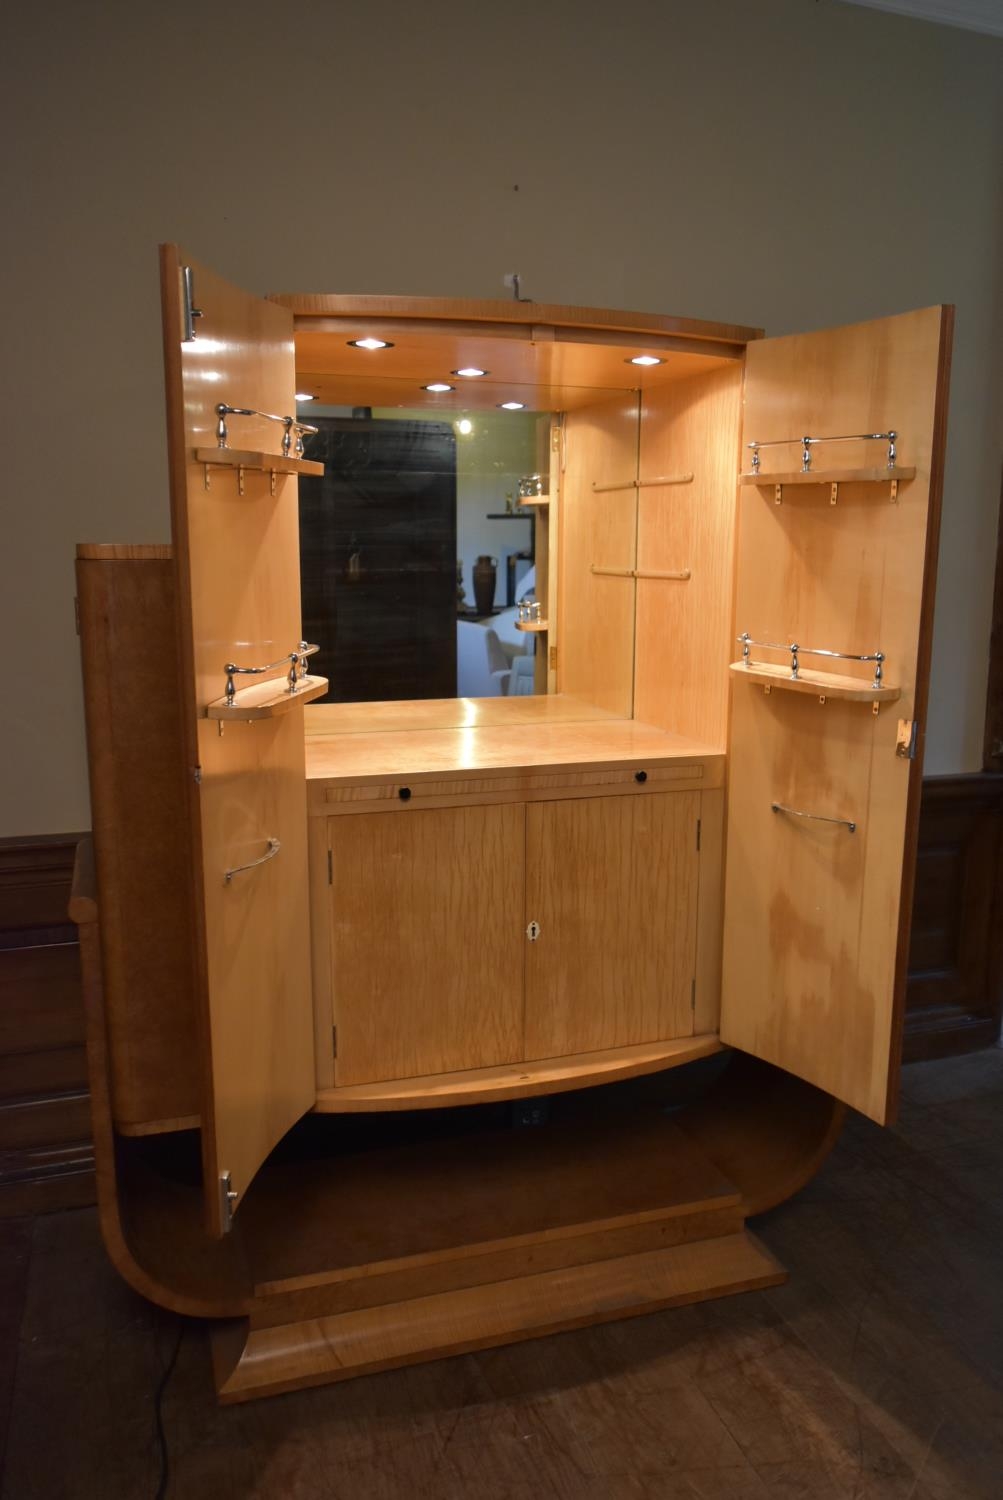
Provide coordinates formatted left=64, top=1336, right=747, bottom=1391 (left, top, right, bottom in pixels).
left=153, top=1321, right=184, bottom=1500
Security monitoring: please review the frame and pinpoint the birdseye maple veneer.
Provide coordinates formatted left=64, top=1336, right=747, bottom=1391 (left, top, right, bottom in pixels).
left=70, top=246, right=952, bottom=1401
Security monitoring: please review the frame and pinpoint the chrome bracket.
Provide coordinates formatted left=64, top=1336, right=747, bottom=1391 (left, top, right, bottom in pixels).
left=219, top=1171, right=238, bottom=1233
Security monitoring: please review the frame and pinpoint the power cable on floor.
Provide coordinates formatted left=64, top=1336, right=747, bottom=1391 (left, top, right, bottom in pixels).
left=153, top=1321, right=184, bottom=1500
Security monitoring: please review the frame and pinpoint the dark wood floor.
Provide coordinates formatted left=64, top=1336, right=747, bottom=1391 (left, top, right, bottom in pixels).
left=2, top=1049, right=1001, bottom=1500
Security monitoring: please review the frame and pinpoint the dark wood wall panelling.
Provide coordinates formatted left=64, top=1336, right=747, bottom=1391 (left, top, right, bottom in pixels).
left=0, top=835, right=95, bottom=1215
left=1, top=775, right=1000, bottom=1215
left=905, top=774, right=1003, bottom=1061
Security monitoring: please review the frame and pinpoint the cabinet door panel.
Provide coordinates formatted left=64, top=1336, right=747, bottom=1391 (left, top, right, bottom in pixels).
left=160, top=247, right=316, bottom=1232
left=330, top=805, right=525, bottom=1086
left=721, top=306, right=952, bottom=1124
left=525, top=792, right=699, bottom=1058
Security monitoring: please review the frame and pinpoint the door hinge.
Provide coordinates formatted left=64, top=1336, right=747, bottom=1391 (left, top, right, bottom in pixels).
left=691, top=978, right=696, bottom=1011
left=696, top=817, right=701, bottom=852
left=896, top=719, right=919, bottom=760
left=219, top=1170, right=237, bottom=1233
left=548, top=645, right=558, bottom=672
left=332, top=1025, right=337, bottom=1058
left=182, top=265, right=203, bottom=342
left=73, top=596, right=81, bottom=636
left=193, top=765, right=202, bottom=785
left=327, top=848, right=333, bottom=884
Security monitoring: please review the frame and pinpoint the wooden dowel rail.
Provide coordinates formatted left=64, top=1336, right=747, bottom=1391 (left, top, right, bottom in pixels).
left=591, top=473, right=694, bottom=493
left=591, top=565, right=691, bottom=580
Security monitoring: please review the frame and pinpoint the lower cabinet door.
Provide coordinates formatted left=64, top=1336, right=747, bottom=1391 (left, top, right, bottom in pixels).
left=330, top=804, right=525, bottom=1086
left=524, top=792, right=700, bottom=1059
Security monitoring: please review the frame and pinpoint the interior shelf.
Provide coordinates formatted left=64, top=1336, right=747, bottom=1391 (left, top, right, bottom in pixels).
left=729, top=660, right=900, bottom=703
left=194, top=447, right=325, bottom=478
left=739, top=466, right=915, bottom=487
left=207, top=674, right=329, bottom=720
left=516, top=619, right=549, bottom=633
left=515, top=495, right=549, bottom=507
left=312, top=1034, right=723, bottom=1113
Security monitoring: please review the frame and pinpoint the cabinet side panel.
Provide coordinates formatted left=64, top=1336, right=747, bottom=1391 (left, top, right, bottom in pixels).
left=634, top=365, right=742, bottom=748
left=75, top=556, right=200, bottom=1129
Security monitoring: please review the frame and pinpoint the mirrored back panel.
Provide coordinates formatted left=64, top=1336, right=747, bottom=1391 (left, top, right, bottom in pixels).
left=292, top=317, right=743, bottom=734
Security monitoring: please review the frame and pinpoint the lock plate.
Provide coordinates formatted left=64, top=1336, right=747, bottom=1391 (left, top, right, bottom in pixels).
left=526, top=920, right=541, bottom=941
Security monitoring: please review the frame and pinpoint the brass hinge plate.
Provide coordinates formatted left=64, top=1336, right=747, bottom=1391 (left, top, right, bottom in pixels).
left=219, top=1170, right=237, bottom=1233
left=896, top=719, right=919, bottom=759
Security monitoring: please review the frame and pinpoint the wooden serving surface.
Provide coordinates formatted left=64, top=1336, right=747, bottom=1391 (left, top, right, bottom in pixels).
left=305, top=714, right=723, bottom=787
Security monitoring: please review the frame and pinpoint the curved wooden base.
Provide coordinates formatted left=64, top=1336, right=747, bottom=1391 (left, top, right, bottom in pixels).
left=72, top=839, right=845, bottom=1401
left=313, top=1035, right=723, bottom=1112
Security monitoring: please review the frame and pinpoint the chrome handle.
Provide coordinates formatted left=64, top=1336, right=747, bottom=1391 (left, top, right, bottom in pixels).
left=223, top=642, right=319, bottom=706
left=225, top=837, right=281, bottom=884
left=771, top=803, right=856, bottom=834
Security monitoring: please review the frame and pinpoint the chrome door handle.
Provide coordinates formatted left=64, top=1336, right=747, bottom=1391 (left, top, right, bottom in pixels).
left=225, top=837, right=281, bottom=884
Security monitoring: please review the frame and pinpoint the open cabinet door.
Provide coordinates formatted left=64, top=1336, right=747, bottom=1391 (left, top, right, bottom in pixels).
left=720, top=307, right=952, bottom=1125
left=160, top=247, right=320, bottom=1233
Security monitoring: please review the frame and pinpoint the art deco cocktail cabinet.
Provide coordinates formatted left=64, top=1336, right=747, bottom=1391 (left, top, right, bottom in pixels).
left=69, top=247, right=952, bottom=1401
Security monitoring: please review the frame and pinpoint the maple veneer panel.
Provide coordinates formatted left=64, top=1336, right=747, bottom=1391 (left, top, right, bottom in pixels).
left=721, top=307, right=949, bottom=1122
left=525, top=791, right=699, bottom=1058
left=634, top=365, right=742, bottom=748
left=160, top=248, right=316, bottom=1224
left=330, top=804, right=524, bottom=1086
left=559, top=393, right=640, bottom=716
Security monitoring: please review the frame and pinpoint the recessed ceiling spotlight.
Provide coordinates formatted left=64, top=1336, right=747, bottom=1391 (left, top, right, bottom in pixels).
left=498, top=401, right=526, bottom=410
left=295, top=391, right=316, bottom=401
left=456, top=418, right=474, bottom=435
left=628, top=354, right=664, bottom=367
left=347, top=337, right=394, bottom=351
left=452, top=367, right=489, bottom=378
left=422, top=382, right=455, bottom=393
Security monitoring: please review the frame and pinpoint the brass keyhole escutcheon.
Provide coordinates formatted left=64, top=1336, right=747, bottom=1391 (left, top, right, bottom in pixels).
left=526, top=921, right=541, bottom=942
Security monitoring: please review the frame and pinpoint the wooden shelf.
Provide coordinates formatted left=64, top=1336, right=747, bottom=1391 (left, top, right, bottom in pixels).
left=729, top=660, right=900, bottom=703
left=515, top=495, right=549, bottom=507
left=739, top=466, right=915, bottom=487
left=207, top=674, right=328, bottom=720
left=486, top=511, right=534, bottom=520
left=516, top=619, right=549, bottom=633
left=194, top=447, right=324, bottom=478
left=312, top=1034, right=723, bottom=1112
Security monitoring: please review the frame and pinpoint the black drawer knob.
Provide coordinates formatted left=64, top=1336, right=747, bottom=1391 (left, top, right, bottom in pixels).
left=398, top=786, right=412, bottom=802
left=634, top=770, right=648, bottom=784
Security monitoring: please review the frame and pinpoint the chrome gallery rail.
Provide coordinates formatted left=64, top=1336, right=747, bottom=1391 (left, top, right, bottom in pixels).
left=736, top=634, right=885, bottom=689
left=215, top=404, right=318, bottom=457
left=747, top=431, right=898, bottom=474
left=223, top=642, right=320, bottom=707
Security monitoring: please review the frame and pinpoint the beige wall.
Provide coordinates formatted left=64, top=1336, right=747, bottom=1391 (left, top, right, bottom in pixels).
left=1, top=0, right=1000, bottom=836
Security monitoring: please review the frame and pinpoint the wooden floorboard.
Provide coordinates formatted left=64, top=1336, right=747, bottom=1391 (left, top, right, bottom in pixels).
left=2, top=1048, right=1002, bottom=1498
